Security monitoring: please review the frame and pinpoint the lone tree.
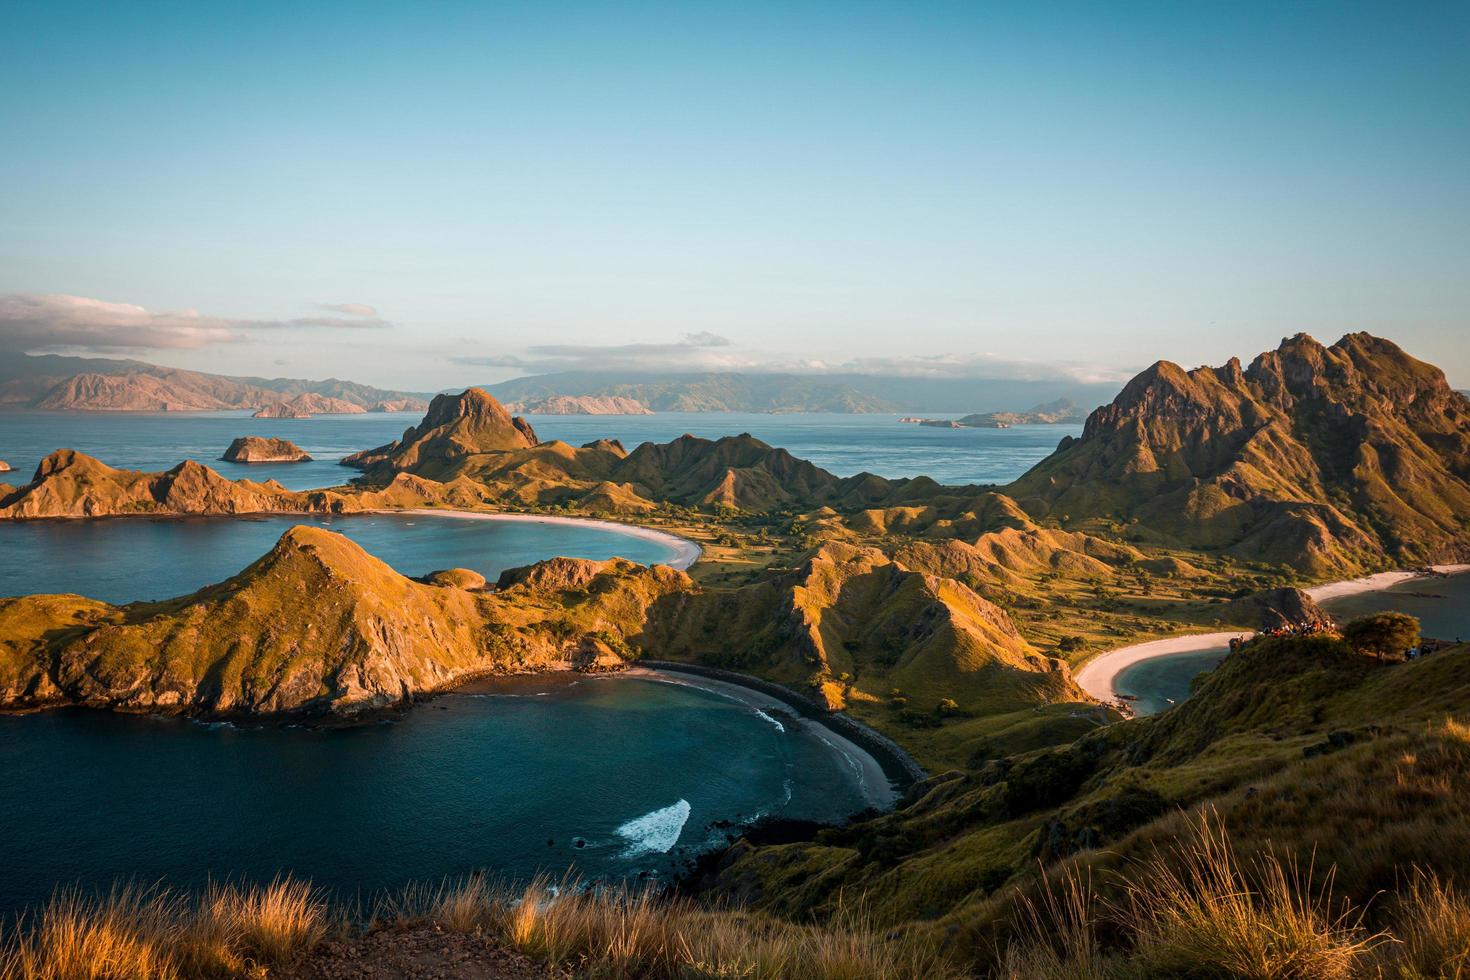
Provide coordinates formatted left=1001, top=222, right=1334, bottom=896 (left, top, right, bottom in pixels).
left=1341, top=612, right=1421, bottom=660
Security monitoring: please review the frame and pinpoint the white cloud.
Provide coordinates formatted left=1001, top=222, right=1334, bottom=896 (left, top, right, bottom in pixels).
left=317, top=302, right=379, bottom=317
left=0, top=293, right=394, bottom=352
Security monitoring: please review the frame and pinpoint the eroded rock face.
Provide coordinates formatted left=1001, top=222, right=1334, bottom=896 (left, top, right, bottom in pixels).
left=0, top=460, right=12, bottom=472
left=221, top=437, right=313, bottom=463
left=1007, top=333, right=1470, bottom=574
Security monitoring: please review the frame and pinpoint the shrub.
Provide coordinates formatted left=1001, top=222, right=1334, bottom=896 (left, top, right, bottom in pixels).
left=1342, top=612, right=1420, bottom=659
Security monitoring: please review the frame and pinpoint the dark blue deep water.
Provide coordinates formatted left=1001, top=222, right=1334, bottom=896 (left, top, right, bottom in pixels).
left=0, top=674, right=883, bottom=913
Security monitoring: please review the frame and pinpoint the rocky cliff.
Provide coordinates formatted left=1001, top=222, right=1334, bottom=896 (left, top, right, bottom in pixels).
left=1006, top=333, right=1470, bottom=574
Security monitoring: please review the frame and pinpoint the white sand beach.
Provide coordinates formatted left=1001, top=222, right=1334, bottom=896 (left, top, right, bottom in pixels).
left=363, top=508, right=703, bottom=570
left=1304, top=564, right=1470, bottom=602
left=1075, top=564, right=1470, bottom=708
left=1074, top=632, right=1242, bottom=707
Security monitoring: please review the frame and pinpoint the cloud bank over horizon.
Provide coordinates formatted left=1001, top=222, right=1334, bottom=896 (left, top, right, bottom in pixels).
left=0, top=294, right=393, bottom=353
left=450, top=332, right=1129, bottom=384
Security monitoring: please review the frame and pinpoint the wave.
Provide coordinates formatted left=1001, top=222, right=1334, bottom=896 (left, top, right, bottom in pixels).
left=753, top=708, right=786, bottom=733
left=616, top=799, right=691, bottom=857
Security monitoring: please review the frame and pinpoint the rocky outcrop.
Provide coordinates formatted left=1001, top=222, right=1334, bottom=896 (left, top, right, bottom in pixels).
left=1219, top=587, right=1333, bottom=631
left=253, top=393, right=367, bottom=418
left=342, top=388, right=539, bottom=477
left=0, top=527, right=692, bottom=717
left=369, top=398, right=428, bottom=412
left=0, top=459, right=10, bottom=472
left=420, top=568, right=487, bottom=590
left=1007, top=333, right=1470, bottom=574
left=221, top=437, right=312, bottom=463
left=504, top=395, right=653, bottom=415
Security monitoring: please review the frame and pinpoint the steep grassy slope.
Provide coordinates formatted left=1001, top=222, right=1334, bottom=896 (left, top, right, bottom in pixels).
left=701, top=632, right=1470, bottom=971
left=0, top=527, right=690, bottom=716
left=1007, top=333, right=1470, bottom=574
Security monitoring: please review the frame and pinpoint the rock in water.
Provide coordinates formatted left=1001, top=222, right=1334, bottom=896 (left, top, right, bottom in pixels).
left=221, top=437, right=313, bottom=463
left=0, top=459, right=10, bottom=472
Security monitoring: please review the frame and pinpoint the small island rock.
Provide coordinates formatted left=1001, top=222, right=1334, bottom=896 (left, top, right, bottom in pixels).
left=221, top=437, right=313, bottom=463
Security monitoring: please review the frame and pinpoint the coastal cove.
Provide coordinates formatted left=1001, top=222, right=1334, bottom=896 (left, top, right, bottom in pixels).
left=1077, top=567, right=1470, bottom=716
left=0, top=669, right=895, bottom=915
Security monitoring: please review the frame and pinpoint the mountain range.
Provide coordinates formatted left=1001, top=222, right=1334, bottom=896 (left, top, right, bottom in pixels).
left=0, top=353, right=430, bottom=412
left=484, top=370, right=1120, bottom=414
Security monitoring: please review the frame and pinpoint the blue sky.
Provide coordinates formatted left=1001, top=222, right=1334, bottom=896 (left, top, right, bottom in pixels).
left=1, top=0, right=1466, bottom=389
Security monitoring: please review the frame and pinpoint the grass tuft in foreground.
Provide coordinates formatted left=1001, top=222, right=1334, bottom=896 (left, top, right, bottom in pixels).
left=0, top=877, right=326, bottom=980
left=997, top=806, right=1470, bottom=979
left=1, top=873, right=959, bottom=980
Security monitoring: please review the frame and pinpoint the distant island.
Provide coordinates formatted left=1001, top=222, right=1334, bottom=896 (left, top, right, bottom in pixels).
left=900, top=398, right=1087, bottom=428
left=252, top=393, right=366, bottom=418
left=0, top=353, right=430, bottom=413
left=504, top=394, right=654, bottom=415
left=484, top=370, right=1118, bottom=415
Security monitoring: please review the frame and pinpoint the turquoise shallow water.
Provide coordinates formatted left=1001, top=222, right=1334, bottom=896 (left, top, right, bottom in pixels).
left=0, top=512, right=685, bottom=603
left=0, top=674, right=883, bottom=914
left=0, top=410, right=1079, bottom=489
left=1112, top=648, right=1229, bottom=716
left=1114, top=573, right=1470, bottom=717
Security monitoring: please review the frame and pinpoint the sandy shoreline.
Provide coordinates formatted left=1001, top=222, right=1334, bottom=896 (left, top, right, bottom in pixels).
left=361, top=508, right=702, bottom=570
left=1075, top=564, right=1470, bottom=709
left=1303, top=563, right=1470, bottom=602
left=625, top=667, right=903, bottom=811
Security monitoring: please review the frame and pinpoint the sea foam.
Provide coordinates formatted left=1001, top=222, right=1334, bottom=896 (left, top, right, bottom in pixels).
left=616, top=799, right=691, bottom=857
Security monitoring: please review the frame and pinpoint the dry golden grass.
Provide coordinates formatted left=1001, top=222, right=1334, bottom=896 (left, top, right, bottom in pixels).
left=1373, top=870, right=1470, bottom=980
left=991, top=813, right=1470, bottom=979
left=0, top=878, right=325, bottom=980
